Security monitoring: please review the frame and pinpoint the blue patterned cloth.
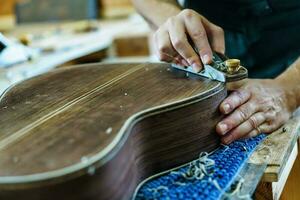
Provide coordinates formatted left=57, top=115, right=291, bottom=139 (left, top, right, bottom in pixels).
left=134, top=134, right=266, bottom=200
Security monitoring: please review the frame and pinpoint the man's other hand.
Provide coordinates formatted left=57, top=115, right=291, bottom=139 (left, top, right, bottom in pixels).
left=216, top=79, right=295, bottom=144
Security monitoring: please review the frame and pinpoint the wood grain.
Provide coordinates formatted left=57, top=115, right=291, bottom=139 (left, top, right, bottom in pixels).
left=249, top=116, right=300, bottom=182
left=0, top=62, right=226, bottom=199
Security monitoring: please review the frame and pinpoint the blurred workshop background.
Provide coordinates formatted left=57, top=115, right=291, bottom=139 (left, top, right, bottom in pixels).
left=0, top=0, right=154, bottom=94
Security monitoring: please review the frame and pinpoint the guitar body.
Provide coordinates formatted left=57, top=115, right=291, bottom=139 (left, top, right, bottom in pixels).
left=0, top=63, right=226, bottom=200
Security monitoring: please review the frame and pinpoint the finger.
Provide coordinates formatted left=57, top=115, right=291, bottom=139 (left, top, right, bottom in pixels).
left=259, top=120, right=286, bottom=134
left=258, top=123, right=276, bottom=134
left=154, top=44, right=186, bottom=65
left=224, top=109, right=281, bottom=140
left=172, top=55, right=184, bottom=65
left=221, top=112, right=266, bottom=144
left=247, top=110, right=288, bottom=135
left=183, top=15, right=213, bottom=65
left=154, top=29, right=178, bottom=62
left=219, top=89, right=251, bottom=115
left=264, top=110, right=277, bottom=122
left=156, top=52, right=176, bottom=63
left=217, top=100, right=259, bottom=135
left=178, top=57, right=189, bottom=66
left=160, top=54, right=188, bottom=67
left=239, top=129, right=260, bottom=140
left=174, top=58, right=183, bottom=66
left=167, top=17, right=202, bottom=72
left=202, top=20, right=225, bottom=54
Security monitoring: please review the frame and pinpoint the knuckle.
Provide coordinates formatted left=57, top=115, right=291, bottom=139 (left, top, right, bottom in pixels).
left=215, top=26, right=224, bottom=35
left=248, top=116, right=258, bottom=129
left=265, top=125, right=276, bottom=133
left=173, top=39, right=185, bottom=49
left=191, top=30, right=207, bottom=39
left=185, top=55, right=200, bottom=64
left=263, top=97, right=273, bottom=106
left=158, top=44, right=170, bottom=54
left=157, top=53, right=168, bottom=61
left=267, top=110, right=276, bottom=119
left=210, top=25, right=224, bottom=36
left=181, top=9, right=195, bottom=18
left=237, top=106, right=249, bottom=121
left=269, top=112, right=277, bottom=120
left=261, top=121, right=279, bottom=133
left=234, top=90, right=249, bottom=104
left=248, top=101, right=258, bottom=113
left=166, top=17, right=176, bottom=27
left=266, top=103, right=276, bottom=113
left=263, top=127, right=272, bottom=134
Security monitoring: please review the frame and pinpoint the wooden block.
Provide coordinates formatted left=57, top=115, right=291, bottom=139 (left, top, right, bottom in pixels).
left=0, top=0, right=16, bottom=31
left=60, top=48, right=108, bottom=67
left=99, top=0, right=135, bottom=18
left=0, top=0, right=15, bottom=16
left=113, top=35, right=150, bottom=57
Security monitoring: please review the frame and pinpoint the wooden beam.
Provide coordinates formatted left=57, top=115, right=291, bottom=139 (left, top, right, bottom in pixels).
left=249, top=115, right=300, bottom=182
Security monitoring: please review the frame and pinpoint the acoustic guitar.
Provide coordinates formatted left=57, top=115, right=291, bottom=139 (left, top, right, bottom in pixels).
left=0, top=61, right=246, bottom=200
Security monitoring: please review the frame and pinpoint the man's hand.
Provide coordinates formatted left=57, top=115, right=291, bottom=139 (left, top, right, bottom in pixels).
left=153, top=9, right=225, bottom=72
left=216, top=79, right=295, bottom=144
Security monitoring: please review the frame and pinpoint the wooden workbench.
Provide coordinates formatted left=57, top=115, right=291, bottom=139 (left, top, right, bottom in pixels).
left=228, top=109, right=300, bottom=200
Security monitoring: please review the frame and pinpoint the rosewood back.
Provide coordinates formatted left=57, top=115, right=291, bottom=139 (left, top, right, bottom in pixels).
left=0, top=62, right=226, bottom=200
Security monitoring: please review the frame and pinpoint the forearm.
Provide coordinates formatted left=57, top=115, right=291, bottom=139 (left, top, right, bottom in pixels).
left=276, top=57, right=300, bottom=110
left=132, top=0, right=182, bottom=29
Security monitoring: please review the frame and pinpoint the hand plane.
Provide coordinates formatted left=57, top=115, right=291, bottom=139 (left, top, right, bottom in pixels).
left=172, top=52, right=248, bottom=82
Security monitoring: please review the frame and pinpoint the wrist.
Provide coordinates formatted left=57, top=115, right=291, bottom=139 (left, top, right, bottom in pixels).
left=276, top=58, right=300, bottom=109
left=133, top=0, right=182, bottom=29
left=152, top=6, right=182, bottom=28
left=274, top=77, right=299, bottom=112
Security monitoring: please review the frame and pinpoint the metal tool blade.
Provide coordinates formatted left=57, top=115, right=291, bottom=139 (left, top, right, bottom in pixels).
left=171, top=64, right=226, bottom=82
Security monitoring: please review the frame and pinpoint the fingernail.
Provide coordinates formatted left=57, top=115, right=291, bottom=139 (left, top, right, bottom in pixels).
left=218, top=123, right=228, bottom=134
left=223, top=135, right=232, bottom=144
left=223, top=104, right=231, bottom=114
left=202, top=54, right=210, bottom=64
left=192, top=63, right=201, bottom=72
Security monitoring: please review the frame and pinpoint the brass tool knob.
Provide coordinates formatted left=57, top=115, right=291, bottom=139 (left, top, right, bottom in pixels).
left=19, top=34, right=33, bottom=46
left=225, top=59, right=241, bottom=74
